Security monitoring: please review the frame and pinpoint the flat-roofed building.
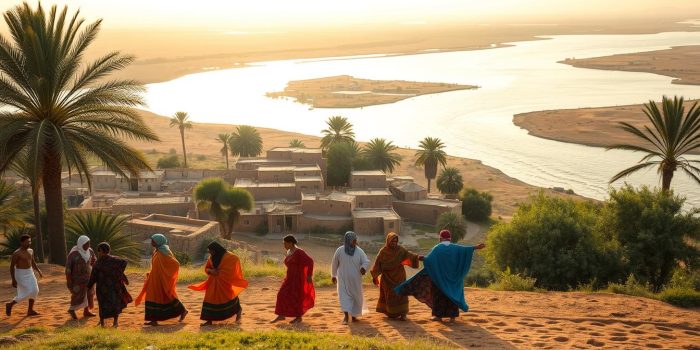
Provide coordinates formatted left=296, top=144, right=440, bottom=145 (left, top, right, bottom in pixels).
left=352, top=208, right=401, bottom=235
left=345, top=189, right=393, bottom=209
left=349, top=170, right=387, bottom=189
left=392, top=198, right=462, bottom=225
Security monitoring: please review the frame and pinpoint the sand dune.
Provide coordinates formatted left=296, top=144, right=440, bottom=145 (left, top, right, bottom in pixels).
left=1, top=265, right=698, bottom=349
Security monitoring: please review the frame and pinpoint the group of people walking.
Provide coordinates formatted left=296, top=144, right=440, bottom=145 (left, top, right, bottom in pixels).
left=5, top=229, right=484, bottom=327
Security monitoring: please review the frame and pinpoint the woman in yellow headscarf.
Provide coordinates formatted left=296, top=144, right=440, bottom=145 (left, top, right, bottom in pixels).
left=370, top=232, right=422, bottom=320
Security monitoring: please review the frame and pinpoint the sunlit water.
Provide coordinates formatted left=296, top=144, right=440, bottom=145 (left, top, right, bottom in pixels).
left=145, top=32, right=700, bottom=207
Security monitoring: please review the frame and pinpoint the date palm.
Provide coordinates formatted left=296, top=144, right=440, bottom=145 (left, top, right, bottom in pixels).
left=10, top=155, right=45, bottom=262
left=229, top=125, right=263, bottom=157
left=415, top=137, right=447, bottom=193
left=437, top=167, right=464, bottom=199
left=289, top=139, right=306, bottom=148
left=321, top=116, right=355, bottom=150
left=170, top=111, right=192, bottom=168
left=194, top=178, right=254, bottom=239
left=0, top=3, right=159, bottom=264
left=216, top=133, right=232, bottom=169
left=608, top=96, right=700, bottom=191
left=361, top=138, right=402, bottom=173
left=66, top=211, right=141, bottom=263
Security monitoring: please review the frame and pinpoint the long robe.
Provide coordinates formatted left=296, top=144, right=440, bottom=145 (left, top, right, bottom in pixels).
left=275, top=248, right=315, bottom=317
left=12, top=266, right=38, bottom=303
left=188, top=252, right=248, bottom=321
left=66, top=249, right=96, bottom=311
left=88, top=255, right=133, bottom=319
left=135, top=250, right=185, bottom=321
left=331, top=245, right=369, bottom=317
left=370, top=233, right=420, bottom=317
left=395, top=243, right=476, bottom=317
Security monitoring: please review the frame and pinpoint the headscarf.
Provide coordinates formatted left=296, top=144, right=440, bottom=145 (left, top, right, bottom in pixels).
left=344, top=231, right=357, bottom=256
left=384, top=232, right=399, bottom=249
left=439, top=229, right=452, bottom=242
left=70, top=235, right=91, bottom=262
left=151, top=234, right=173, bottom=257
left=208, top=241, right=227, bottom=268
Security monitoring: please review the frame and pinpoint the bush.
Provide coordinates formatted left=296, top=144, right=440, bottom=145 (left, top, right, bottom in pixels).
left=435, top=211, right=467, bottom=242
left=668, top=268, right=700, bottom=290
left=65, top=211, right=142, bottom=263
left=605, top=274, right=654, bottom=299
left=157, top=154, right=181, bottom=168
left=326, top=142, right=354, bottom=186
left=657, top=287, right=700, bottom=308
left=174, top=251, right=191, bottom=266
left=254, top=221, right=268, bottom=235
left=168, top=148, right=177, bottom=155
left=195, top=154, right=207, bottom=161
left=487, top=192, right=623, bottom=290
left=488, top=268, right=537, bottom=291
left=460, top=188, right=492, bottom=222
left=0, top=226, right=33, bottom=256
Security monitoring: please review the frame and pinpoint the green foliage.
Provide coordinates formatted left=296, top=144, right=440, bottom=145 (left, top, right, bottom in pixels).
left=169, top=111, right=193, bottom=167
left=65, top=211, right=141, bottom=263
left=195, top=154, right=207, bottom=161
left=289, top=139, right=306, bottom=148
left=254, top=221, right=268, bottom=235
left=320, top=115, right=355, bottom=150
left=668, top=268, right=700, bottom=290
left=0, top=180, right=23, bottom=229
left=156, top=154, right=181, bottom=168
left=414, top=137, right=447, bottom=193
left=488, top=267, right=538, bottom=292
left=605, top=274, right=654, bottom=299
left=460, top=188, right=493, bottom=222
left=216, top=133, right=232, bottom=169
left=169, top=148, right=177, bottom=155
left=361, top=138, right=402, bottom=173
left=435, top=211, right=467, bottom=242
left=656, top=287, right=700, bottom=308
left=173, top=251, right=191, bottom=266
left=487, top=193, right=623, bottom=290
left=436, top=167, right=463, bottom=197
left=326, top=142, right=354, bottom=186
left=194, top=178, right=255, bottom=239
left=229, top=125, right=263, bottom=157
left=0, top=226, right=33, bottom=256
left=598, top=185, right=700, bottom=291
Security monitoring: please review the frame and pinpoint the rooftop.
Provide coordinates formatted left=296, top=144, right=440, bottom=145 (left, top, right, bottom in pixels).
left=264, top=202, right=304, bottom=215
left=302, top=191, right=354, bottom=202
left=351, top=170, right=386, bottom=176
left=236, top=158, right=292, bottom=164
left=234, top=179, right=295, bottom=188
left=346, top=189, right=392, bottom=196
left=393, top=182, right=426, bottom=192
left=293, top=166, right=322, bottom=172
left=113, top=196, right=190, bottom=205
left=396, top=199, right=460, bottom=208
left=352, top=208, right=400, bottom=219
left=269, top=147, right=322, bottom=154
left=295, top=176, right=323, bottom=182
left=257, top=166, right=296, bottom=172
left=303, top=214, right=352, bottom=221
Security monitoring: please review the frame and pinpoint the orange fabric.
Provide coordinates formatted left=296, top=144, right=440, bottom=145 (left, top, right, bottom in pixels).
left=188, top=252, right=248, bottom=304
left=135, top=251, right=180, bottom=306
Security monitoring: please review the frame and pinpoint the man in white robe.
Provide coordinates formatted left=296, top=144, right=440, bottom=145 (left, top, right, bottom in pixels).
left=6, top=234, right=42, bottom=317
left=332, top=231, right=369, bottom=325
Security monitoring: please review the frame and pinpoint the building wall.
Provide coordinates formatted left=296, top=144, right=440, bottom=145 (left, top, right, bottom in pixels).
left=353, top=193, right=392, bottom=209
left=242, top=185, right=297, bottom=201
left=233, top=213, right=266, bottom=232
left=295, top=180, right=324, bottom=198
left=392, top=201, right=461, bottom=225
left=137, top=177, right=162, bottom=192
left=112, top=201, right=194, bottom=217
left=353, top=216, right=384, bottom=235
left=299, top=215, right=352, bottom=233
left=125, top=214, right=220, bottom=259
left=301, top=197, right=353, bottom=216
left=92, top=175, right=117, bottom=191
left=349, top=174, right=386, bottom=189
left=258, top=169, right=295, bottom=182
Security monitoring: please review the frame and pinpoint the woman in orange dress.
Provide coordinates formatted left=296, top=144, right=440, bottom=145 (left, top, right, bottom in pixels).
left=188, top=241, right=248, bottom=326
left=135, top=234, right=188, bottom=326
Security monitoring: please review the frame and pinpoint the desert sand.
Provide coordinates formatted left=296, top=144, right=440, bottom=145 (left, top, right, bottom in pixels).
left=561, top=46, right=700, bottom=85
left=513, top=101, right=700, bottom=155
left=130, top=110, right=583, bottom=219
left=1, top=265, right=699, bottom=349
left=266, top=75, right=477, bottom=108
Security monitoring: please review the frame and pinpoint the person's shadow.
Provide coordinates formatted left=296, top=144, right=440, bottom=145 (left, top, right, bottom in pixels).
left=141, top=322, right=186, bottom=333
left=385, top=316, right=517, bottom=349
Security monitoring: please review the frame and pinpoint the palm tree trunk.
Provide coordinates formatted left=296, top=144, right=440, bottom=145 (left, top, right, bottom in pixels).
left=42, top=154, right=67, bottom=265
left=427, top=178, right=432, bottom=193
left=225, top=152, right=229, bottom=170
left=31, top=185, right=44, bottom=263
left=180, top=127, right=187, bottom=168
left=662, top=168, right=674, bottom=191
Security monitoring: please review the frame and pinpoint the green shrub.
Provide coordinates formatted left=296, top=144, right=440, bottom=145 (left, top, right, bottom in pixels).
left=0, top=226, right=33, bottom=256
left=460, top=188, right=492, bottom=222
left=605, top=274, right=654, bottom=299
left=657, top=287, right=700, bottom=308
left=313, top=270, right=334, bottom=287
left=195, top=154, right=207, bottom=161
left=488, top=268, right=537, bottom=291
left=174, top=251, right=191, bottom=266
left=168, top=148, right=177, bottom=155
left=668, top=268, right=700, bottom=290
left=157, top=154, right=181, bottom=168
left=65, top=211, right=141, bottom=263
left=326, top=142, right=354, bottom=186
left=254, top=221, right=268, bottom=235
left=435, top=211, right=467, bottom=242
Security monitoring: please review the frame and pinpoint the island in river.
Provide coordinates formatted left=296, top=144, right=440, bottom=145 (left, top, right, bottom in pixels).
left=266, top=75, right=478, bottom=108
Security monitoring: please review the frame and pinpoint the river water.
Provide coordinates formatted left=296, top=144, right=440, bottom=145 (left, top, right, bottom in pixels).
left=145, top=31, right=700, bottom=206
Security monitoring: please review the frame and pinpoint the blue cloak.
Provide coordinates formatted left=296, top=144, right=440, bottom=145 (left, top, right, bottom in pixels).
left=395, top=243, right=475, bottom=312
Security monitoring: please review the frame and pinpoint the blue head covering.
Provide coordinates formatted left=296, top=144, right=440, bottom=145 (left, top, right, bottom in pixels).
left=151, top=234, right=173, bottom=257
left=344, top=231, right=357, bottom=256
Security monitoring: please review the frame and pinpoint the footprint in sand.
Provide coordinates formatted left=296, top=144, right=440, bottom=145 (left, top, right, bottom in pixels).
left=546, top=320, right=558, bottom=324
left=553, top=336, right=569, bottom=342
left=630, top=329, right=646, bottom=334
left=657, top=333, right=676, bottom=340
left=590, top=322, right=606, bottom=327
left=504, top=328, right=519, bottom=333
left=493, top=321, right=507, bottom=327
left=472, top=318, right=488, bottom=323
left=586, top=339, right=605, bottom=347
left=685, top=331, right=700, bottom=336
left=646, top=344, right=662, bottom=348
left=609, top=336, right=628, bottom=342
left=656, top=326, right=673, bottom=331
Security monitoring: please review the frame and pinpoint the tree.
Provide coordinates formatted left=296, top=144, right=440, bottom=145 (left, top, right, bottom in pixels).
left=229, top=125, right=263, bottom=157
left=436, top=211, right=467, bottom=243
left=326, top=142, right=354, bottom=187
left=10, top=156, right=45, bottom=262
left=437, top=167, right=463, bottom=199
left=414, top=137, right=447, bottom=193
left=169, top=111, right=192, bottom=167
left=608, top=96, right=700, bottom=191
left=320, top=116, right=355, bottom=150
left=289, top=139, right=306, bottom=148
left=361, top=138, right=402, bottom=173
left=65, top=211, right=141, bottom=263
left=0, top=3, right=159, bottom=264
left=0, top=180, right=22, bottom=230
left=194, top=178, right=254, bottom=239
left=599, top=185, right=700, bottom=291
left=460, top=188, right=493, bottom=222
left=157, top=154, right=181, bottom=169
left=216, top=133, right=232, bottom=169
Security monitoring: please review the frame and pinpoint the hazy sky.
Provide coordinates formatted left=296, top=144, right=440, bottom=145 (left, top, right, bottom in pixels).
left=1, top=0, right=697, bottom=30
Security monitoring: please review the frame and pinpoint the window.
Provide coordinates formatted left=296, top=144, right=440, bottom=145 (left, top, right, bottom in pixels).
left=388, top=222, right=394, bottom=228
left=358, top=202, right=364, bottom=208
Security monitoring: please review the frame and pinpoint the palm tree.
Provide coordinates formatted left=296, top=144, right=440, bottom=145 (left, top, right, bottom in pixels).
left=216, top=133, right=232, bottom=169
left=437, top=167, right=464, bottom=199
left=229, top=125, right=263, bottom=158
left=320, top=116, right=355, bottom=150
left=0, top=180, right=22, bottom=230
left=0, top=3, right=159, bottom=264
left=436, top=211, right=467, bottom=243
left=289, top=139, right=306, bottom=148
left=194, top=178, right=254, bottom=239
left=608, top=96, right=700, bottom=191
left=415, top=137, right=448, bottom=193
left=361, top=138, right=402, bottom=173
left=170, top=111, right=192, bottom=168
left=10, top=156, right=45, bottom=262
left=65, top=211, right=140, bottom=263
left=0, top=226, right=33, bottom=256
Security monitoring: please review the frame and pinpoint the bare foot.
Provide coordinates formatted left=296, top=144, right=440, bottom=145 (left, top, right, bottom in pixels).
left=179, top=309, right=188, bottom=322
left=235, top=310, right=242, bottom=322
left=68, top=310, right=78, bottom=320
left=342, top=316, right=349, bottom=325
left=352, top=317, right=359, bottom=322
left=290, top=317, right=302, bottom=324
left=98, top=321, right=105, bottom=327
left=5, top=303, right=12, bottom=317
left=200, top=321, right=212, bottom=326
left=430, top=316, right=441, bottom=322
left=270, top=315, right=285, bottom=323
left=27, top=310, right=39, bottom=317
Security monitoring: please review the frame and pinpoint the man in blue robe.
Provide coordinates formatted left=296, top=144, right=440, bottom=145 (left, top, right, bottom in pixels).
left=395, top=229, right=485, bottom=322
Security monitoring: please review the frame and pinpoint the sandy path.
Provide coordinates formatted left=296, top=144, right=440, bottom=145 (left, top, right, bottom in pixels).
left=1, top=265, right=698, bottom=349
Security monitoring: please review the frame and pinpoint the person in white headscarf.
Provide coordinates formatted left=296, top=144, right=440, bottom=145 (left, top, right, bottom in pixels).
left=331, top=231, right=369, bottom=325
left=65, top=235, right=97, bottom=320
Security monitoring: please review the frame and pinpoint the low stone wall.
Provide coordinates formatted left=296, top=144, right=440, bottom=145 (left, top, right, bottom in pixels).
left=125, top=214, right=220, bottom=258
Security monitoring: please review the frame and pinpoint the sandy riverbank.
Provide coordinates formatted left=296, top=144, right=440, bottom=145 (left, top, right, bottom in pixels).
left=128, top=110, right=583, bottom=219
left=1, top=264, right=698, bottom=349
